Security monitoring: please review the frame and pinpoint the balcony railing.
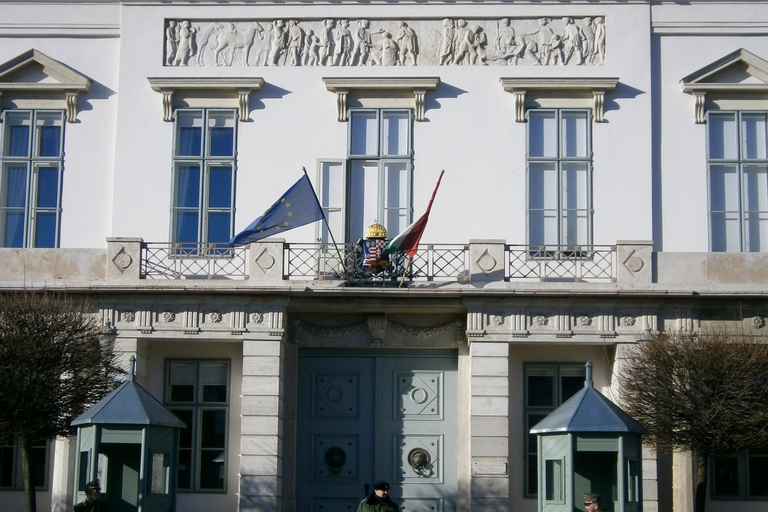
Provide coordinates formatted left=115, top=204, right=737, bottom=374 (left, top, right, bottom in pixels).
left=507, top=245, right=617, bottom=282
left=141, top=243, right=248, bottom=280
left=138, top=241, right=617, bottom=283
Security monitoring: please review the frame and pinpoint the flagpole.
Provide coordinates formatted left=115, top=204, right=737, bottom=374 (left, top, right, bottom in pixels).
left=303, top=167, right=349, bottom=278
left=399, top=256, right=412, bottom=288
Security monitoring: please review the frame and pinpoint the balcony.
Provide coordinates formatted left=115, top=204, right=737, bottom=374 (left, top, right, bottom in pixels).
left=3, top=238, right=768, bottom=293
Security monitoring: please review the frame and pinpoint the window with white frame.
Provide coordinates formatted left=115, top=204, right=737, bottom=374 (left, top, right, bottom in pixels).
left=320, top=108, right=412, bottom=243
left=165, top=360, right=230, bottom=492
left=524, top=363, right=586, bottom=497
left=711, top=450, right=768, bottom=499
left=527, top=109, right=592, bottom=253
left=0, top=110, right=64, bottom=248
left=707, top=111, right=768, bottom=252
left=0, top=437, right=48, bottom=490
left=172, top=109, right=236, bottom=254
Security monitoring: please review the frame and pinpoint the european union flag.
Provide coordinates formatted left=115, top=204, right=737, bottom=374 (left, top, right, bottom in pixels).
left=230, top=172, right=325, bottom=246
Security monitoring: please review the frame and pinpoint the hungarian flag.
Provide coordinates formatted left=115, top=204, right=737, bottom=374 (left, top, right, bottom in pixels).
left=385, top=170, right=444, bottom=258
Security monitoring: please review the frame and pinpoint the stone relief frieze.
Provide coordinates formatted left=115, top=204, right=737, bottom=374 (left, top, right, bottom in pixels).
left=164, top=16, right=605, bottom=68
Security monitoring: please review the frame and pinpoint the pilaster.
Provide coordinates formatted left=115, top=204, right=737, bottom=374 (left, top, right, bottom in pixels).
left=469, top=341, right=510, bottom=511
left=239, top=335, right=286, bottom=512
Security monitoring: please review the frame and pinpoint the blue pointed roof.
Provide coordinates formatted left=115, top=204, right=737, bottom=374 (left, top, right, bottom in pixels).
left=530, top=362, right=647, bottom=435
left=71, top=357, right=185, bottom=429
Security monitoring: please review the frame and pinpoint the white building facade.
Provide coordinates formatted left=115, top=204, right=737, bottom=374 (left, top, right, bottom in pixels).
left=1, top=1, right=768, bottom=512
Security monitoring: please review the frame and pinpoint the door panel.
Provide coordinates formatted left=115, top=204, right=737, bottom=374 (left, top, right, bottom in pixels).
left=297, top=354, right=457, bottom=512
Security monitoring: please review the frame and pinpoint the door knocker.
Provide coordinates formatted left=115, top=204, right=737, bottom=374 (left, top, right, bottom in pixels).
left=408, top=448, right=432, bottom=476
left=324, top=446, right=347, bottom=474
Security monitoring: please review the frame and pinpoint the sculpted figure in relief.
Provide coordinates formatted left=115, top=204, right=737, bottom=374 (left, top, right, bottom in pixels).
left=302, top=29, right=318, bottom=66
left=496, top=18, right=515, bottom=57
left=165, top=21, right=178, bottom=65
left=581, top=17, right=596, bottom=64
left=210, top=21, right=263, bottom=66
left=378, top=30, right=399, bottom=66
left=268, top=19, right=288, bottom=66
left=287, top=20, right=304, bottom=66
left=561, top=17, right=584, bottom=65
left=352, top=20, right=373, bottom=66
left=333, top=20, right=353, bottom=66
left=535, top=18, right=558, bottom=65
left=318, top=19, right=335, bottom=66
left=437, top=18, right=456, bottom=65
left=195, top=22, right=225, bottom=66
left=173, top=21, right=198, bottom=66
left=454, top=19, right=473, bottom=65
left=593, top=17, right=606, bottom=64
left=397, top=21, right=418, bottom=66
left=470, top=25, right=487, bottom=65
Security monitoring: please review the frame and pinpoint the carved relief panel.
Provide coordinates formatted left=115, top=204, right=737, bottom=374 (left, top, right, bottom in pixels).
left=164, top=16, right=605, bottom=68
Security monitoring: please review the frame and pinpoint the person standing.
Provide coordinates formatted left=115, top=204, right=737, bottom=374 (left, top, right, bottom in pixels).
left=357, top=481, right=398, bottom=512
left=73, top=480, right=109, bottom=512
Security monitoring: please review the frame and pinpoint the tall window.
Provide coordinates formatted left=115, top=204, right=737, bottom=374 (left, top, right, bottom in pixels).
left=524, top=363, right=586, bottom=496
left=321, top=109, right=412, bottom=243
left=172, top=109, right=236, bottom=254
left=165, top=360, right=230, bottom=492
left=528, top=109, right=592, bottom=252
left=0, top=110, right=64, bottom=248
left=711, top=450, right=768, bottom=499
left=708, top=112, right=768, bottom=252
left=0, top=438, right=48, bottom=490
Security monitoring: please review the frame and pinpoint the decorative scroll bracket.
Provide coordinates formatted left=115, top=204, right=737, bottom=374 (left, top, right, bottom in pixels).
left=148, top=77, right=264, bottom=122
left=324, top=77, right=440, bottom=122
left=501, top=77, right=619, bottom=123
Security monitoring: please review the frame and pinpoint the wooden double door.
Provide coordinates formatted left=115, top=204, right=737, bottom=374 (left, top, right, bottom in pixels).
left=297, top=353, right=458, bottom=512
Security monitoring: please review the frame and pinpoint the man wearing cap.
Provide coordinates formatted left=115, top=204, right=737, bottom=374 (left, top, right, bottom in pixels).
left=73, top=480, right=109, bottom=512
left=356, top=481, right=398, bottom=512
left=584, top=493, right=605, bottom=512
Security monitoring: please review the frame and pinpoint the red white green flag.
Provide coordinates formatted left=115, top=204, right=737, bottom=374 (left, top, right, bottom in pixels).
left=385, top=170, right=444, bottom=258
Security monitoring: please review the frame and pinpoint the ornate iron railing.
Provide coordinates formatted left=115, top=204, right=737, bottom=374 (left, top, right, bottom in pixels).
left=283, top=243, right=470, bottom=283
left=141, top=243, right=248, bottom=280
left=139, top=242, right=615, bottom=282
left=506, top=245, right=617, bottom=282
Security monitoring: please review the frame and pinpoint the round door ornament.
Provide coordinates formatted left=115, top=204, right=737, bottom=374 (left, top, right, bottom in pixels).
left=408, top=448, right=432, bottom=476
left=324, top=446, right=347, bottom=474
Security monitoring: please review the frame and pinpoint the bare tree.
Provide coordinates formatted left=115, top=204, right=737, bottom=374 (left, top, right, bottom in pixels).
left=619, top=329, right=768, bottom=512
left=0, top=292, right=121, bottom=512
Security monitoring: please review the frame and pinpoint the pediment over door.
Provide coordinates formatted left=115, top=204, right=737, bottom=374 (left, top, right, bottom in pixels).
left=0, top=49, right=91, bottom=123
left=680, top=48, right=768, bottom=123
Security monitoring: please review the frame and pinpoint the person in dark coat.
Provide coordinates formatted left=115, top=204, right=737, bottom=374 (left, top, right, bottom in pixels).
left=356, top=481, right=398, bottom=512
left=73, top=479, right=109, bottom=512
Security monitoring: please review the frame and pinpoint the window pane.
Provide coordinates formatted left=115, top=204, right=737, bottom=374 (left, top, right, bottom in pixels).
left=176, top=166, right=200, bottom=208
left=36, top=167, right=60, bottom=208
left=151, top=453, right=170, bottom=494
left=744, top=165, right=768, bottom=251
left=208, top=112, right=235, bottom=157
left=528, top=375, right=555, bottom=407
left=348, top=160, right=379, bottom=241
left=710, top=165, right=740, bottom=212
left=350, top=111, right=378, bottom=156
left=201, top=363, right=228, bottom=403
left=177, top=449, right=191, bottom=490
left=8, top=125, right=31, bottom=157
left=563, top=163, right=588, bottom=210
left=529, top=111, right=557, bottom=158
left=709, top=113, right=738, bottom=160
left=562, top=210, right=589, bottom=247
left=199, top=450, right=225, bottom=490
left=209, top=166, right=232, bottom=208
left=30, top=445, right=46, bottom=488
left=201, top=410, right=226, bottom=449
left=207, top=212, right=231, bottom=245
left=713, top=456, right=739, bottom=496
left=561, top=374, right=585, bottom=401
left=4, top=166, right=28, bottom=208
left=34, top=212, right=57, bottom=248
left=171, top=410, right=194, bottom=448
left=3, top=211, right=25, bottom=248
left=742, top=113, right=768, bottom=160
left=383, top=161, right=409, bottom=236
left=749, top=455, right=768, bottom=497
left=561, top=111, right=588, bottom=158
left=169, top=363, right=195, bottom=402
left=529, top=163, right=558, bottom=210
left=38, top=126, right=62, bottom=157
left=175, top=212, right=199, bottom=246
left=320, top=161, right=344, bottom=245
left=177, top=112, right=203, bottom=157
left=528, top=454, right=539, bottom=495
left=382, top=111, right=409, bottom=156
left=545, top=459, right=563, bottom=501
left=0, top=443, right=13, bottom=487
left=711, top=212, right=741, bottom=252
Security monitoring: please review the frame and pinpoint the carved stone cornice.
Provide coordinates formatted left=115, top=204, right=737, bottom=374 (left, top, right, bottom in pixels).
left=147, top=77, right=264, bottom=122
left=500, top=77, right=619, bottom=122
left=323, top=77, right=440, bottom=122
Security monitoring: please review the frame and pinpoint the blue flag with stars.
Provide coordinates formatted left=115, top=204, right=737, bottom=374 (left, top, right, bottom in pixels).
left=230, top=172, right=325, bottom=246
